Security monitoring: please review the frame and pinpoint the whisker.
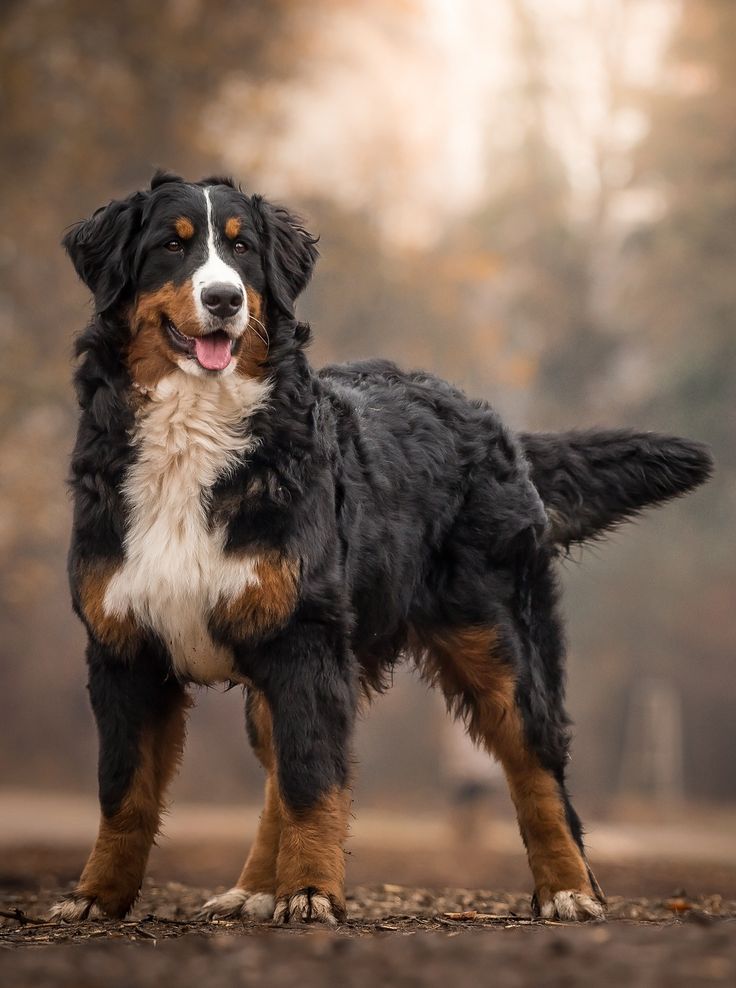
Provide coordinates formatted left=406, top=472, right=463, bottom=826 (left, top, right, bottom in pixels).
left=250, top=316, right=270, bottom=349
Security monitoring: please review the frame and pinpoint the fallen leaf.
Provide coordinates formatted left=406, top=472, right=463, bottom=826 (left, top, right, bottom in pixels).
left=665, top=898, right=693, bottom=914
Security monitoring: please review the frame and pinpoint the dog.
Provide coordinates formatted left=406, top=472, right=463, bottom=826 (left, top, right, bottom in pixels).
left=51, top=170, right=712, bottom=926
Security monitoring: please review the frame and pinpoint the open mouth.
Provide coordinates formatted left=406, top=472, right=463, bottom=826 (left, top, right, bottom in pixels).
left=165, top=318, right=235, bottom=372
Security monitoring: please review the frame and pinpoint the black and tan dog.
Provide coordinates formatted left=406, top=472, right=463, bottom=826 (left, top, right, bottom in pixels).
left=51, top=171, right=712, bottom=926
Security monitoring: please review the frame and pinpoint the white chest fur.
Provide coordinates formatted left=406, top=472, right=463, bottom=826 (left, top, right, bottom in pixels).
left=104, top=372, right=270, bottom=683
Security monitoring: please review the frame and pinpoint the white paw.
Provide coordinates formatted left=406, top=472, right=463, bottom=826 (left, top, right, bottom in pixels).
left=244, top=892, right=277, bottom=920
left=540, top=890, right=606, bottom=922
left=198, top=887, right=247, bottom=920
left=48, top=895, right=102, bottom=923
left=273, top=890, right=338, bottom=927
left=197, top=887, right=275, bottom=922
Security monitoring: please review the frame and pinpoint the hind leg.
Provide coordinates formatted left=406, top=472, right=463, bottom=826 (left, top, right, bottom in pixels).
left=500, top=741, right=605, bottom=920
left=420, top=625, right=605, bottom=921
left=198, top=690, right=281, bottom=921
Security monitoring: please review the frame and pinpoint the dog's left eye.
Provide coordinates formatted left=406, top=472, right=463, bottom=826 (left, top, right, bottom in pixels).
left=164, top=240, right=184, bottom=253
left=233, top=241, right=248, bottom=255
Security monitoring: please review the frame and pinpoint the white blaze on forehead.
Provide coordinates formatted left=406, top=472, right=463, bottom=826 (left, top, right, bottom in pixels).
left=192, top=187, right=248, bottom=331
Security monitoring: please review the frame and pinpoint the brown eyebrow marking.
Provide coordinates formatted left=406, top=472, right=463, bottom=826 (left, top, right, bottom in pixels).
left=175, top=217, right=195, bottom=240
left=225, top=216, right=242, bottom=239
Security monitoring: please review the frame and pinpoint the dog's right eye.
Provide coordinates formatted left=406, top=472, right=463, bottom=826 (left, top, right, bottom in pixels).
left=164, top=240, right=184, bottom=253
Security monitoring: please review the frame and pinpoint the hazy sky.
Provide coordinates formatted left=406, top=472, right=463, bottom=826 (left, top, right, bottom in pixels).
left=207, top=0, right=675, bottom=245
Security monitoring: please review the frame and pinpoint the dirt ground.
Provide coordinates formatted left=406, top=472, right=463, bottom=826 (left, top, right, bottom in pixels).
left=2, top=842, right=736, bottom=986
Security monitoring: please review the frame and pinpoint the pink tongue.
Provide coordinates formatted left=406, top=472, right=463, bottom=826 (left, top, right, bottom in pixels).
left=194, top=332, right=232, bottom=371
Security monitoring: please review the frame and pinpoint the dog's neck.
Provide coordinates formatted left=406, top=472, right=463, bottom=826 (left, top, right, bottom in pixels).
left=74, top=311, right=320, bottom=479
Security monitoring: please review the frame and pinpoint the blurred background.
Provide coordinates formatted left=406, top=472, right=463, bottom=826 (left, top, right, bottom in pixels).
left=1, top=0, right=735, bottom=893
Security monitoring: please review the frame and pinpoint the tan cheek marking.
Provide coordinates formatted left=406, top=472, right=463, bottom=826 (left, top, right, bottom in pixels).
left=77, top=561, right=139, bottom=651
left=225, top=216, right=242, bottom=239
left=127, top=323, right=175, bottom=391
left=175, top=216, right=195, bottom=240
left=211, top=552, right=299, bottom=640
left=128, top=281, right=200, bottom=389
left=235, top=287, right=268, bottom=380
left=414, top=627, right=595, bottom=905
left=132, top=282, right=199, bottom=336
left=246, top=286, right=263, bottom=322
left=276, top=786, right=351, bottom=919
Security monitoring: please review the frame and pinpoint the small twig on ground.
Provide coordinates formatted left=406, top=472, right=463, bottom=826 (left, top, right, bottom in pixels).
left=0, top=908, right=48, bottom=927
left=142, top=914, right=199, bottom=927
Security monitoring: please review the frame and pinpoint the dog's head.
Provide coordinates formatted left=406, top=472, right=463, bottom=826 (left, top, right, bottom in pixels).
left=64, top=171, right=318, bottom=386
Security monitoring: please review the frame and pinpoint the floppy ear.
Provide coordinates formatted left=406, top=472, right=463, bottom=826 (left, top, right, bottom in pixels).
left=63, top=193, right=143, bottom=313
left=253, top=197, right=319, bottom=317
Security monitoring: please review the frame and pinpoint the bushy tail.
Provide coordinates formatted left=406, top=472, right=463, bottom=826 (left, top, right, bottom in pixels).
left=520, top=429, right=713, bottom=549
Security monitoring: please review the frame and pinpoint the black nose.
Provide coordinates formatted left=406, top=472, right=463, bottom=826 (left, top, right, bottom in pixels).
left=201, top=283, right=244, bottom=319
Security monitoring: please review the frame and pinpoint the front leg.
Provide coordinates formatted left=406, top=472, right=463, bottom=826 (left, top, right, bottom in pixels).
left=258, top=622, right=357, bottom=926
left=50, top=639, right=190, bottom=920
left=274, top=786, right=352, bottom=925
